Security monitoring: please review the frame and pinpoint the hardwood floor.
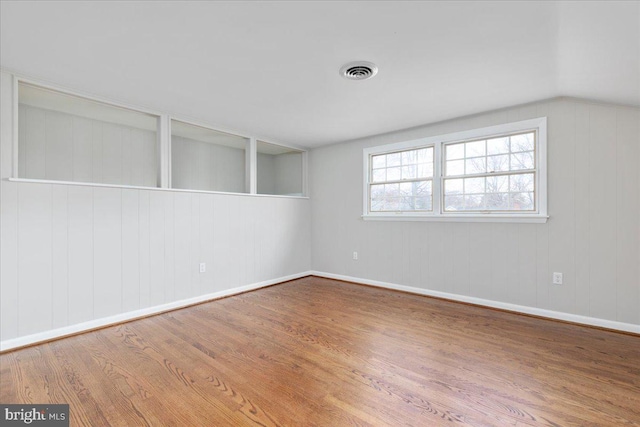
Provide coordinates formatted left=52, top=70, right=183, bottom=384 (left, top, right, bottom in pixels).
left=1, top=276, right=639, bottom=426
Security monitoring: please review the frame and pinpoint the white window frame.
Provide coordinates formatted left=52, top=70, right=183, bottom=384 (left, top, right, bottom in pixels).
left=362, top=117, right=548, bottom=223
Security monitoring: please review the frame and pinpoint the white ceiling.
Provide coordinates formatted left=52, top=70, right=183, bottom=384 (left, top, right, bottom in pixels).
left=1, top=1, right=638, bottom=149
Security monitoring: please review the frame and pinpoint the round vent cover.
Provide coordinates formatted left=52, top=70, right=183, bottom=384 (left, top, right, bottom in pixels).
left=339, top=61, right=378, bottom=80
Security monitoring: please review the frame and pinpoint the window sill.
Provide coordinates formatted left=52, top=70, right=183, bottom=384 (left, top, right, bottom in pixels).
left=362, top=213, right=548, bottom=223
left=6, top=178, right=309, bottom=200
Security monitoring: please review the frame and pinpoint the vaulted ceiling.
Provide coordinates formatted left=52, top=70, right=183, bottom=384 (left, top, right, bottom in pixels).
left=1, top=1, right=638, bottom=148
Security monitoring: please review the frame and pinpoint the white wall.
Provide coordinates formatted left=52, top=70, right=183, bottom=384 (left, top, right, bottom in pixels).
left=18, top=104, right=158, bottom=187
left=171, top=135, right=245, bottom=193
left=0, top=71, right=311, bottom=346
left=310, top=98, right=640, bottom=326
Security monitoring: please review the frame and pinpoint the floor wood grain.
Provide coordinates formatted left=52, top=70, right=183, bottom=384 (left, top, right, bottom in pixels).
left=1, top=276, right=639, bottom=426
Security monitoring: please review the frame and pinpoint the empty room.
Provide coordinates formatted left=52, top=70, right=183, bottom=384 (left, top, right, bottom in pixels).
left=1, top=1, right=639, bottom=426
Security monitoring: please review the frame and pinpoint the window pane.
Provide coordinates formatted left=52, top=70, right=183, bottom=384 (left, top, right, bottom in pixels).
left=401, top=165, right=416, bottom=180
left=487, top=137, right=510, bottom=155
left=446, top=143, right=465, bottom=160
left=511, top=132, right=535, bottom=152
left=509, top=192, right=534, bottom=211
left=486, top=193, right=509, bottom=210
left=464, top=195, right=485, bottom=210
left=486, top=175, right=508, bottom=193
left=417, top=163, right=433, bottom=178
left=464, top=177, right=485, bottom=194
left=372, top=169, right=386, bottom=183
left=387, top=167, right=401, bottom=181
left=466, top=158, right=486, bottom=174
left=401, top=151, right=416, bottom=165
left=510, top=173, right=534, bottom=192
left=18, top=82, right=159, bottom=186
left=387, top=152, right=401, bottom=166
left=446, top=160, right=464, bottom=176
left=444, top=195, right=464, bottom=211
left=486, top=154, right=509, bottom=172
left=444, top=178, right=463, bottom=194
left=510, top=152, right=534, bottom=170
left=372, top=155, right=385, bottom=169
left=466, top=140, right=486, bottom=157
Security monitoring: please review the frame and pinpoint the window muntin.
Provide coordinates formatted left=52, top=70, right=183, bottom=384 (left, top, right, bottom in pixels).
left=443, top=131, right=536, bottom=212
left=363, top=118, right=547, bottom=221
left=369, top=147, right=434, bottom=212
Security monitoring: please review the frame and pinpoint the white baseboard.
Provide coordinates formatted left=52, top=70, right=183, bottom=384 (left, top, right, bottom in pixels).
left=0, top=271, right=314, bottom=352
left=310, top=271, right=640, bottom=334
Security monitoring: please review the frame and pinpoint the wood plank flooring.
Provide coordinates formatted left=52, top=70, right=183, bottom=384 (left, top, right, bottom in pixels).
left=1, top=276, right=639, bottom=426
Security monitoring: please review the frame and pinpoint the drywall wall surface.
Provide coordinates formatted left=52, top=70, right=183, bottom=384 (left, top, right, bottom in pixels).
left=310, top=98, right=640, bottom=325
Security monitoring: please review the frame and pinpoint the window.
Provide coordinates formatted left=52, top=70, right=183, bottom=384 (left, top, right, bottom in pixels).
left=257, top=141, right=304, bottom=196
left=17, top=81, right=160, bottom=187
left=171, top=120, right=247, bottom=193
left=363, top=118, right=547, bottom=222
left=369, top=147, right=433, bottom=212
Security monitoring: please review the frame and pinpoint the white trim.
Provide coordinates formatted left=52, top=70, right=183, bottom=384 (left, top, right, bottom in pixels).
left=362, top=117, right=548, bottom=222
left=5, top=178, right=309, bottom=200
left=310, top=271, right=640, bottom=334
left=362, top=214, right=548, bottom=223
left=12, top=75, right=19, bottom=178
left=0, top=271, right=314, bottom=352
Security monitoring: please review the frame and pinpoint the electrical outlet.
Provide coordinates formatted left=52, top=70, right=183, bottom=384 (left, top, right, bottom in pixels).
left=352, top=251, right=358, bottom=260
left=553, top=272, right=563, bottom=285
left=199, top=262, right=206, bottom=273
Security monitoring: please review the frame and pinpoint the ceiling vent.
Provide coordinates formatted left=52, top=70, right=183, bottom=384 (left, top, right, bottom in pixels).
left=339, top=61, right=378, bottom=81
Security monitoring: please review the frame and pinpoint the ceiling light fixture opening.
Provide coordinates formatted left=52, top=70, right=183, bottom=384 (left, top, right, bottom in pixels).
left=340, top=61, right=378, bottom=81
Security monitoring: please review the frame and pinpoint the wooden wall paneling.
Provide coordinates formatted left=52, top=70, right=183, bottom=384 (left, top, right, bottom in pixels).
left=547, top=101, right=577, bottom=314
left=573, top=102, right=591, bottom=316
left=452, top=223, right=471, bottom=296
left=121, top=189, right=140, bottom=312
left=67, top=186, right=94, bottom=324
left=148, top=191, right=166, bottom=305
left=93, top=187, right=122, bottom=318
left=588, top=105, right=618, bottom=320
left=137, top=191, right=151, bottom=308
left=0, top=182, right=19, bottom=340
left=18, top=183, right=52, bottom=335
left=616, top=107, right=640, bottom=324
left=189, top=193, right=201, bottom=296
left=468, top=223, right=493, bottom=299
left=173, top=192, right=192, bottom=300
left=51, top=185, right=69, bottom=328
left=163, top=192, right=176, bottom=302
left=198, top=194, right=214, bottom=294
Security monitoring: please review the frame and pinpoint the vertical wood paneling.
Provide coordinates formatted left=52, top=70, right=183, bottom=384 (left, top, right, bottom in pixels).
left=93, top=187, right=122, bottom=318
left=199, top=194, right=214, bottom=294
left=173, top=192, right=192, bottom=299
left=616, top=108, right=640, bottom=324
left=121, top=189, right=140, bottom=312
left=452, top=223, right=470, bottom=296
left=0, top=182, right=19, bottom=340
left=67, top=186, right=94, bottom=324
left=138, top=192, right=151, bottom=308
left=468, top=224, right=492, bottom=299
left=163, top=193, right=176, bottom=302
left=588, top=105, right=617, bottom=320
left=190, top=194, right=201, bottom=294
left=51, top=185, right=69, bottom=328
left=148, top=192, right=166, bottom=305
left=573, top=103, right=591, bottom=316
left=18, top=183, right=52, bottom=336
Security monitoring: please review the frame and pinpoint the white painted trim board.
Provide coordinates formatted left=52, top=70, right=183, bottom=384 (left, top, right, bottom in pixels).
left=310, top=271, right=640, bottom=334
left=0, top=271, right=314, bottom=352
